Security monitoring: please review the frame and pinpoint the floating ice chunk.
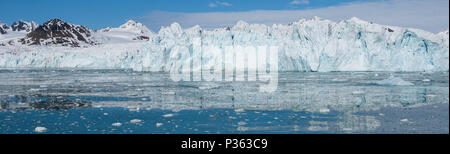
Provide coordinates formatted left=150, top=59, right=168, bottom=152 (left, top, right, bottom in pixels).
left=400, top=119, right=409, bottom=122
left=331, top=78, right=348, bottom=82
left=422, top=79, right=431, bottom=82
left=342, top=128, right=353, bottom=131
left=238, top=121, right=247, bottom=126
left=103, top=113, right=108, bottom=116
left=34, top=127, right=47, bottom=133
left=198, top=84, right=220, bottom=90
left=424, top=94, right=437, bottom=98
left=237, top=126, right=249, bottom=131
left=352, top=91, right=365, bottom=95
left=112, top=122, right=122, bottom=127
left=130, top=119, right=142, bottom=124
left=308, top=121, right=329, bottom=131
left=162, top=113, right=174, bottom=118
left=234, top=108, right=245, bottom=113
left=162, top=91, right=175, bottom=95
left=319, top=108, right=330, bottom=113
left=156, top=123, right=163, bottom=127
left=376, top=76, right=414, bottom=86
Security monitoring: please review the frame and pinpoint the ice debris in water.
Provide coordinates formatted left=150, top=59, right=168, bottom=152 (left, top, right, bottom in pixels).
left=130, top=119, right=142, bottom=124
left=156, top=123, right=163, bottom=127
left=422, top=79, right=431, bottom=82
left=238, top=121, right=247, bottom=126
left=112, top=122, right=122, bottom=127
left=234, top=108, right=245, bottom=113
left=352, top=91, right=365, bottom=95
left=376, top=76, right=414, bottom=86
left=34, top=127, right=47, bottom=133
left=319, top=108, right=330, bottom=113
left=162, top=114, right=174, bottom=118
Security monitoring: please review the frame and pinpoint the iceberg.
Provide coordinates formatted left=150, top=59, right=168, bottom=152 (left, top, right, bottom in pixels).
left=0, top=17, right=448, bottom=72
left=376, top=76, right=414, bottom=86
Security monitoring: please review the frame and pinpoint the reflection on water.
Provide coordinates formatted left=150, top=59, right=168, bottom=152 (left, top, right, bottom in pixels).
left=0, top=69, right=448, bottom=133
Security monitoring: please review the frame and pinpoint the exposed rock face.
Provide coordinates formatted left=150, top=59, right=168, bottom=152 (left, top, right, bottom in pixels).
left=133, top=35, right=150, bottom=41
left=0, top=23, right=10, bottom=34
left=11, top=20, right=38, bottom=32
left=20, top=19, right=97, bottom=47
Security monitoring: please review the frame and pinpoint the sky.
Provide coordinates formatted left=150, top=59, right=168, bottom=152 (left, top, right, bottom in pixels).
left=0, top=0, right=448, bottom=33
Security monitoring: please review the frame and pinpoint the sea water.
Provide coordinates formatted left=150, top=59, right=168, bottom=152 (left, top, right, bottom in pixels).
left=0, top=69, right=448, bottom=134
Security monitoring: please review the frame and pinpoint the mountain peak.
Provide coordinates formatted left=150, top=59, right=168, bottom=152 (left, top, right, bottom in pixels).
left=0, top=22, right=10, bottom=34
left=114, top=20, right=152, bottom=34
left=45, top=19, right=64, bottom=25
left=11, top=20, right=38, bottom=32
left=125, top=19, right=138, bottom=24
left=347, top=17, right=368, bottom=24
left=21, top=19, right=96, bottom=47
left=120, top=20, right=144, bottom=29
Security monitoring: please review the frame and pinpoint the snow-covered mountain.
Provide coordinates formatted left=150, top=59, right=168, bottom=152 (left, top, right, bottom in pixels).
left=0, top=22, right=9, bottom=34
left=94, top=20, right=153, bottom=44
left=0, top=19, right=153, bottom=46
left=0, top=20, right=37, bottom=46
left=17, top=19, right=97, bottom=47
left=0, top=17, right=448, bottom=72
left=11, top=20, right=38, bottom=32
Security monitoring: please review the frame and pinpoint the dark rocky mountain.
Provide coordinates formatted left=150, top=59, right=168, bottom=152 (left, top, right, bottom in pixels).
left=20, top=19, right=97, bottom=47
left=0, top=23, right=10, bottom=34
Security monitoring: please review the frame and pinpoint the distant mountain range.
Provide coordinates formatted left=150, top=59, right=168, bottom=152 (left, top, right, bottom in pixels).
left=0, top=19, right=153, bottom=47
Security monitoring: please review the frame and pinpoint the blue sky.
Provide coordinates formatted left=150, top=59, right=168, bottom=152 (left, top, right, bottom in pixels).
left=0, top=0, right=448, bottom=32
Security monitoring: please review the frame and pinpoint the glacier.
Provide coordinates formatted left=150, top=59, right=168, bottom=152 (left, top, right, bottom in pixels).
left=0, top=17, right=448, bottom=72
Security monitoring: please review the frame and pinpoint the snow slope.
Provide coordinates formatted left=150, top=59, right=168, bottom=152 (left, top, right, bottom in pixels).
left=94, top=20, right=153, bottom=44
left=0, top=17, right=448, bottom=72
left=0, top=20, right=33, bottom=45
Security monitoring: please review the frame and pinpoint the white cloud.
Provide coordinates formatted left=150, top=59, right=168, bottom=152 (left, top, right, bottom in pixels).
left=142, top=0, right=449, bottom=33
left=219, top=2, right=232, bottom=6
left=290, top=0, right=309, bottom=5
left=208, top=3, right=218, bottom=8
left=209, top=1, right=232, bottom=8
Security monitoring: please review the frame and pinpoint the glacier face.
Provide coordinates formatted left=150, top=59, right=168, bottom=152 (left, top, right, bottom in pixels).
left=0, top=17, right=448, bottom=72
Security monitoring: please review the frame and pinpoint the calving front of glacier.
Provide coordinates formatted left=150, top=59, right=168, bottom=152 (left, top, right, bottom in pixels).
left=0, top=17, right=448, bottom=72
